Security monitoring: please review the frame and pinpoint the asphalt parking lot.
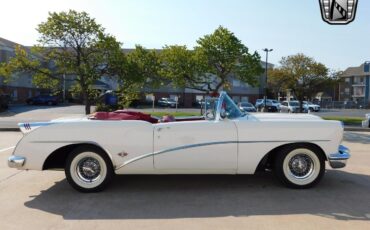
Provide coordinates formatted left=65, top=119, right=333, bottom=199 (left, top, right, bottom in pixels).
left=0, top=131, right=369, bottom=230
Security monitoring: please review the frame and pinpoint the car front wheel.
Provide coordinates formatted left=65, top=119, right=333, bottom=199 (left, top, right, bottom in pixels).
left=274, top=145, right=325, bottom=189
left=65, top=146, right=114, bottom=192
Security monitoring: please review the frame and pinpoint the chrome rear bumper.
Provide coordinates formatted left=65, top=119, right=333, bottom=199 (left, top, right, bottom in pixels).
left=328, top=145, right=350, bottom=169
left=8, top=155, right=26, bottom=168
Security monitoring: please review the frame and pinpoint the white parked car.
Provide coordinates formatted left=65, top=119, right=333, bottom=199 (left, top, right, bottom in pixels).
left=8, top=92, right=350, bottom=192
left=362, top=113, right=370, bottom=128
left=280, top=101, right=308, bottom=113
left=303, top=101, right=321, bottom=112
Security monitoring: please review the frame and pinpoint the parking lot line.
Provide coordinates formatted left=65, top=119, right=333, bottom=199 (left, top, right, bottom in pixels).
left=0, top=146, right=15, bottom=153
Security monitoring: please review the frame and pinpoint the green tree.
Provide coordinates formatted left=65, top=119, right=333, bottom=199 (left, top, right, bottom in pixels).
left=117, top=45, right=162, bottom=107
left=277, top=53, right=329, bottom=111
left=0, top=10, right=126, bottom=114
left=160, top=26, right=263, bottom=94
left=267, top=68, right=291, bottom=98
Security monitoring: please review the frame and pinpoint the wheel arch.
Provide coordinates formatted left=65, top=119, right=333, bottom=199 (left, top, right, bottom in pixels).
left=255, top=142, right=327, bottom=172
left=42, top=143, right=114, bottom=170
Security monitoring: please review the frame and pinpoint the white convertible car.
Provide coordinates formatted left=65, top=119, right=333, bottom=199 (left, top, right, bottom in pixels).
left=8, top=92, right=350, bottom=192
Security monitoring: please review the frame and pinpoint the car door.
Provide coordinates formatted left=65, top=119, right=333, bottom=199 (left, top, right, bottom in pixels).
left=153, top=119, right=238, bottom=173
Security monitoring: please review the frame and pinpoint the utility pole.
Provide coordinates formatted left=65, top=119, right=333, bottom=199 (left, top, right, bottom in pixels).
left=63, top=73, right=66, bottom=103
left=263, top=48, right=273, bottom=111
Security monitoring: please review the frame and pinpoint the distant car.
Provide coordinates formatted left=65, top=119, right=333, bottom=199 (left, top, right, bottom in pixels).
left=255, top=99, right=279, bottom=112
left=239, top=102, right=256, bottom=112
left=362, top=113, right=370, bottom=128
left=26, top=95, right=58, bottom=105
left=280, top=101, right=308, bottom=113
left=0, top=94, right=10, bottom=110
left=303, top=101, right=320, bottom=112
left=157, top=98, right=177, bottom=108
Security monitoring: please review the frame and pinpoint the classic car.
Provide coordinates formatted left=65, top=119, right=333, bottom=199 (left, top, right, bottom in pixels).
left=8, top=92, right=350, bottom=192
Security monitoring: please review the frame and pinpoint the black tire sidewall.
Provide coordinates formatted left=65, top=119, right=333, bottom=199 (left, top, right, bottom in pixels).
left=65, top=146, right=114, bottom=193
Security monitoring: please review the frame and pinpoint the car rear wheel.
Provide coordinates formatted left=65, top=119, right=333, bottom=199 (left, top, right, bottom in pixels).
left=65, top=146, right=114, bottom=192
left=274, top=145, right=325, bottom=189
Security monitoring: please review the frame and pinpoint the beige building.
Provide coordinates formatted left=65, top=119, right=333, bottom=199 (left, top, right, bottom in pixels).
left=339, top=63, right=370, bottom=105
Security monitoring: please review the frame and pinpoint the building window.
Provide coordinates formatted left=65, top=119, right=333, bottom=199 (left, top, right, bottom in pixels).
left=232, top=96, right=240, bottom=103
left=345, top=78, right=350, bottom=83
left=145, top=94, right=154, bottom=102
left=241, top=96, right=249, bottom=102
left=345, top=88, right=350, bottom=94
left=195, top=95, right=204, bottom=102
left=232, top=80, right=240, bottom=87
left=13, top=89, right=18, bottom=101
left=353, top=86, right=365, bottom=97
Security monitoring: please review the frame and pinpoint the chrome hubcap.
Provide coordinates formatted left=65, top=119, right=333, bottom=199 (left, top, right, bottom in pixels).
left=288, top=154, right=314, bottom=179
left=76, top=157, right=101, bottom=182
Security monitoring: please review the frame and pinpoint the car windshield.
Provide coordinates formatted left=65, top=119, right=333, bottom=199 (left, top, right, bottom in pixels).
left=289, top=101, right=299, bottom=106
left=222, top=95, right=243, bottom=119
left=204, top=92, right=243, bottom=120
left=240, top=102, right=252, bottom=107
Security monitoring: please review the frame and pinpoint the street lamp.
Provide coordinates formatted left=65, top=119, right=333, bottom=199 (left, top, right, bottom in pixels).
left=262, top=48, right=273, bottom=111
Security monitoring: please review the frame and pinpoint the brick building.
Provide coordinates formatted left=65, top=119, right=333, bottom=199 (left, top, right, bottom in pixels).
left=1, top=38, right=272, bottom=106
left=0, top=37, right=49, bottom=103
left=339, top=63, right=370, bottom=105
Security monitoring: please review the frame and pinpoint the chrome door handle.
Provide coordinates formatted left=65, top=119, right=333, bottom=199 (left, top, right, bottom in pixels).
left=157, top=127, right=170, bottom=132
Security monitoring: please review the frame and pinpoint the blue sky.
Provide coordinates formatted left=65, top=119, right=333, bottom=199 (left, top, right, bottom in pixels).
left=1, top=0, right=369, bottom=70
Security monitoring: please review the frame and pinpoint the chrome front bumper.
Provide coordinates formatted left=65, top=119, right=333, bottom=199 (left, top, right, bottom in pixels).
left=328, top=145, right=350, bottom=169
left=8, top=155, right=26, bottom=168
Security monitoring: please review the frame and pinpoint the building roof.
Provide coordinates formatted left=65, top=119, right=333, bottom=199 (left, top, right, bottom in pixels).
left=342, top=63, right=369, bottom=77
left=0, top=37, right=20, bottom=49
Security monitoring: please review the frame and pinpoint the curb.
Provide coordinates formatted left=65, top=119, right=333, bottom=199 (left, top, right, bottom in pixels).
left=344, top=127, right=370, bottom=132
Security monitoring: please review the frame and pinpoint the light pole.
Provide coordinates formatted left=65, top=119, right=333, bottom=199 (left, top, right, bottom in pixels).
left=262, top=48, right=273, bottom=111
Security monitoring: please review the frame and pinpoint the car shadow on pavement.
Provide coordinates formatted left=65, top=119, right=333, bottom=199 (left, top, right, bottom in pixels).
left=24, top=170, right=370, bottom=221
left=344, top=132, right=370, bottom=144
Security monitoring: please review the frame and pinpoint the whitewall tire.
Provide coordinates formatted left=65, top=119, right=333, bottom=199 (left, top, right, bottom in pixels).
left=274, top=145, right=325, bottom=188
left=65, top=146, right=113, bottom=192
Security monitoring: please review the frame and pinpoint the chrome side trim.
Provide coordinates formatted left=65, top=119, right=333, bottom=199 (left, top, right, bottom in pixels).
left=329, top=145, right=350, bottom=169
left=8, top=155, right=26, bottom=168
left=115, top=139, right=331, bottom=170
